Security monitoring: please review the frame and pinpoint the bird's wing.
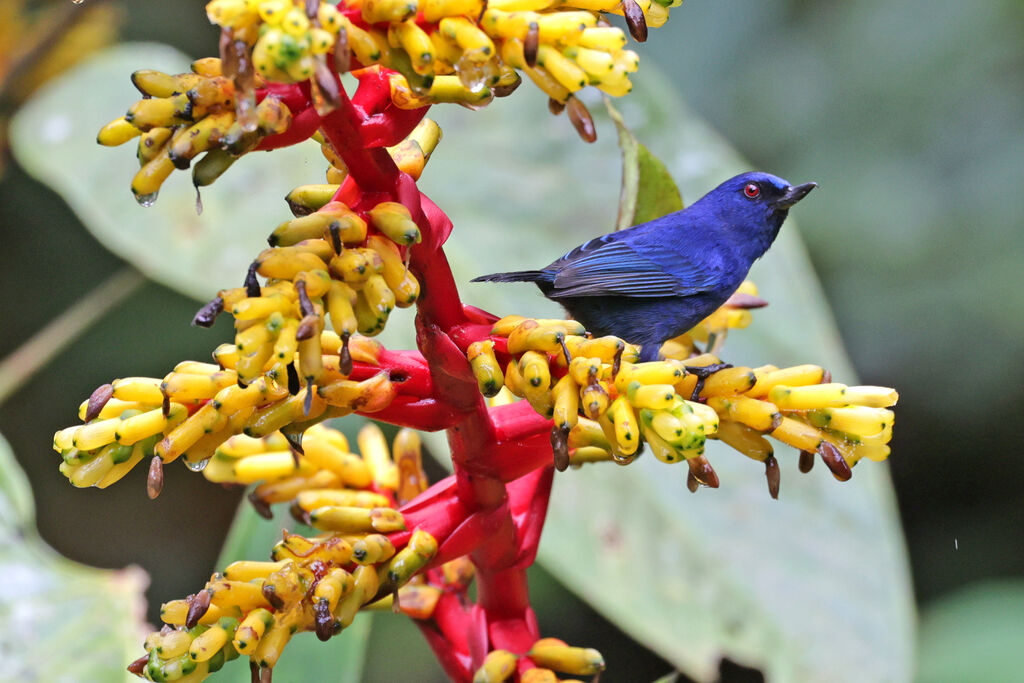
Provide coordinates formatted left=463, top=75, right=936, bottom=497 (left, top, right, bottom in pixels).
left=548, top=234, right=720, bottom=298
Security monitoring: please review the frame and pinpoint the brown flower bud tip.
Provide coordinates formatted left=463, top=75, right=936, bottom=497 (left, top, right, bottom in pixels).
left=551, top=424, right=570, bottom=472
left=296, top=314, right=319, bottom=341
left=493, top=75, right=522, bottom=98
left=250, top=661, right=261, bottom=683
left=611, top=345, right=623, bottom=378
left=548, top=97, right=566, bottom=116
left=248, top=489, right=273, bottom=520
left=765, top=455, right=780, bottom=499
left=284, top=429, right=304, bottom=457
left=245, top=261, right=261, bottom=297
left=147, top=456, right=164, bottom=499
left=329, top=223, right=343, bottom=254
left=314, top=598, right=334, bottom=641
left=286, top=362, right=301, bottom=395
left=687, top=456, right=719, bottom=488
left=127, top=654, right=148, bottom=677
left=161, top=390, right=171, bottom=418
left=686, top=470, right=699, bottom=493
left=524, top=22, right=539, bottom=68
left=818, top=441, right=852, bottom=481
left=305, top=0, right=319, bottom=18
left=185, top=590, right=211, bottom=629
left=220, top=29, right=239, bottom=79
left=263, top=583, right=285, bottom=610
left=622, top=0, right=648, bottom=42
left=725, top=292, right=769, bottom=309
left=567, top=96, right=597, bottom=144
left=192, top=296, right=224, bottom=327
left=289, top=501, right=311, bottom=525
left=822, top=368, right=832, bottom=384
left=334, top=29, right=351, bottom=74
left=295, top=280, right=314, bottom=318
left=339, top=334, right=353, bottom=376
left=261, top=665, right=273, bottom=683
left=304, top=383, right=315, bottom=415
left=798, top=450, right=815, bottom=473
left=392, top=588, right=402, bottom=614
left=313, top=59, right=342, bottom=115
left=84, top=383, right=114, bottom=422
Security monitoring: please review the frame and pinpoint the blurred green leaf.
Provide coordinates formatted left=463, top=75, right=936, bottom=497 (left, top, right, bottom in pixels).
left=606, top=97, right=684, bottom=228
left=917, top=580, right=1024, bottom=683
left=424, top=69, right=915, bottom=682
left=9, top=43, right=320, bottom=302
left=210, top=416, right=371, bottom=683
left=0, top=432, right=147, bottom=682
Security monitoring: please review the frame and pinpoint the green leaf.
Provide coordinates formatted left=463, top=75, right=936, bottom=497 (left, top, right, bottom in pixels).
left=209, top=416, right=371, bottom=683
left=424, top=70, right=914, bottom=682
left=9, top=43, right=320, bottom=302
left=917, top=580, right=1024, bottom=683
left=0, top=432, right=147, bottom=682
left=606, top=97, right=684, bottom=229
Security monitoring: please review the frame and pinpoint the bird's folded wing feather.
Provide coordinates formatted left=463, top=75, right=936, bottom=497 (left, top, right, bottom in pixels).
left=549, top=236, right=720, bottom=298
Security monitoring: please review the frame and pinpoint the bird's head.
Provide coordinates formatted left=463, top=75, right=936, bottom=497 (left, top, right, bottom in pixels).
left=700, top=171, right=817, bottom=255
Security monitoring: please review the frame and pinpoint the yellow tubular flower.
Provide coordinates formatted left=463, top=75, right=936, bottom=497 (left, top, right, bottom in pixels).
left=480, top=310, right=898, bottom=493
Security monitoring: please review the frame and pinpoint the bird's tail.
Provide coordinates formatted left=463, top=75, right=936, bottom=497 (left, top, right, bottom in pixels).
left=471, top=270, right=549, bottom=283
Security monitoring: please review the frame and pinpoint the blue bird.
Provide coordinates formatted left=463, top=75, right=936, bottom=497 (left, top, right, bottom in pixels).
left=472, top=172, right=817, bottom=362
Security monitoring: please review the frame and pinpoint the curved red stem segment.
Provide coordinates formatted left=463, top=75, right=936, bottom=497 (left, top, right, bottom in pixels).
left=272, top=66, right=557, bottom=681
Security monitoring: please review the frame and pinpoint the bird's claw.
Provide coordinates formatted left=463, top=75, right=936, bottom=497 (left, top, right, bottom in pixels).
left=683, top=362, right=733, bottom=401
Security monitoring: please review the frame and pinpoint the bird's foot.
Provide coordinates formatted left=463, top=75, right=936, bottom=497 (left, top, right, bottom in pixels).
left=683, top=362, right=733, bottom=401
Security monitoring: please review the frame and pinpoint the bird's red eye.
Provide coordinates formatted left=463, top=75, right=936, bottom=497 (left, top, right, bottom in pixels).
left=743, top=183, right=760, bottom=199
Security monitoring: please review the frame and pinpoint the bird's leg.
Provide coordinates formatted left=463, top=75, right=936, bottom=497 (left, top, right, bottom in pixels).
left=682, top=362, right=733, bottom=402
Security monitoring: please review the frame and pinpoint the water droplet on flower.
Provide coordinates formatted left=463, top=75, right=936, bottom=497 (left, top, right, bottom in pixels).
left=455, top=55, right=490, bottom=91
left=184, top=457, right=209, bottom=472
left=135, top=191, right=158, bottom=207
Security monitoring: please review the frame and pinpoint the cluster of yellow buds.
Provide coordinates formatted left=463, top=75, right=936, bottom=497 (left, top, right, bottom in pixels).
left=475, top=312, right=898, bottom=494
left=473, top=638, right=604, bottom=682
left=214, top=197, right=422, bottom=381
left=207, top=0, right=345, bottom=84
left=204, top=0, right=678, bottom=116
left=52, top=337, right=397, bottom=494
left=129, top=423, right=448, bottom=682
left=96, top=58, right=290, bottom=204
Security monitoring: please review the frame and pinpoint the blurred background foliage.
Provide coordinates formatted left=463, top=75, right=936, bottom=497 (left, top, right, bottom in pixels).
left=0, top=0, right=1022, bottom=681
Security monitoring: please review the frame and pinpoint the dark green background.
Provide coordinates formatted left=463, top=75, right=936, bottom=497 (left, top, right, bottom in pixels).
left=2, top=1, right=1022, bottom=680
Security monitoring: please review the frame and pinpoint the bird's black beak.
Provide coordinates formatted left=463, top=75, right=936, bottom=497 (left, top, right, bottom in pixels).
left=775, top=182, right=818, bottom=209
